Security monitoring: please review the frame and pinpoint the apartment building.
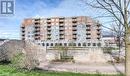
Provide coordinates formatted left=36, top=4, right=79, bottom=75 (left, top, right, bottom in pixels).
left=21, top=16, right=102, bottom=47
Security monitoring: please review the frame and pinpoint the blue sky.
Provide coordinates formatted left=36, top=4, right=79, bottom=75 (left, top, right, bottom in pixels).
left=0, top=0, right=110, bottom=39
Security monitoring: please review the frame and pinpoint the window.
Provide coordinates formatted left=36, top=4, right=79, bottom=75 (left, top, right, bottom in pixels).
left=69, top=43, right=72, bottom=46
left=83, top=43, right=86, bottom=46
left=73, top=43, right=76, bottom=46
left=55, top=43, right=58, bottom=46
left=93, top=43, right=96, bottom=46
left=59, top=43, right=62, bottom=46
left=42, top=43, right=44, bottom=46
left=51, top=43, right=53, bottom=46
left=46, top=43, right=49, bottom=46
left=97, top=43, right=101, bottom=47
left=88, top=43, right=91, bottom=46
left=78, top=43, right=81, bottom=46
left=64, top=43, right=67, bottom=46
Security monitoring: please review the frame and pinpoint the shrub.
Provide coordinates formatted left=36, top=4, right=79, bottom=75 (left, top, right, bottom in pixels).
left=11, top=52, right=39, bottom=70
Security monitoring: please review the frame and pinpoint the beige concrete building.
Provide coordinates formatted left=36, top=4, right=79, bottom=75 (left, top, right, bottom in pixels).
left=21, top=16, right=102, bottom=47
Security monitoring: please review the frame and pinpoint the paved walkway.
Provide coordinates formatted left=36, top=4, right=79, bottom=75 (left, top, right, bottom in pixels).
left=38, top=62, right=124, bottom=74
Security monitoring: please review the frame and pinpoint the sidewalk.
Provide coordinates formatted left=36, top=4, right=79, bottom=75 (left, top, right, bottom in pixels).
left=38, top=62, right=125, bottom=74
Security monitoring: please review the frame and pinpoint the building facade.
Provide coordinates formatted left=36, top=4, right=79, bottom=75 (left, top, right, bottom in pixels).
left=21, top=16, right=102, bottom=47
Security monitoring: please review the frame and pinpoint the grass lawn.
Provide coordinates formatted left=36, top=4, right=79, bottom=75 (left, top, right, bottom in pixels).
left=0, top=65, right=124, bottom=76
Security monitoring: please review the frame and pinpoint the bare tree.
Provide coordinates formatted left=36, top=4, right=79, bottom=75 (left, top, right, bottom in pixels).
left=111, top=18, right=125, bottom=62
left=83, top=0, right=130, bottom=75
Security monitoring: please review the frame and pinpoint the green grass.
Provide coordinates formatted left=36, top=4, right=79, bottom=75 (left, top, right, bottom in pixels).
left=0, top=65, right=124, bottom=76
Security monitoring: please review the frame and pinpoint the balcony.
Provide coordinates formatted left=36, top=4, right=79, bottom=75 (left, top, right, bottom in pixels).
left=60, top=34, right=64, bottom=36
left=35, top=19, right=40, bottom=21
left=47, top=31, right=51, bottom=33
left=97, top=24, right=101, bottom=27
left=47, top=18, right=51, bottom=20
left=86, top=37, right=91, bottom=39
left=59, top=18, right=65, bottom=21
left=35, top=29, right=40, bottom=32
left=59, top=27, right=64, bottom=29
left=97, top=29, right=101, bottom=31
left=60, top=38, right=64, bottom=40
left=72, top=29, right=77, bottom=31
left=34, top=30, right=40, bottom=32
left=60, top=35, right=64, bottom=40
left=47, top=22, right=51, bottom=24
left=73, top=33, right=77, bottom=35
left=35, top=29, right=40, bottom=33
left=73, top=38, right=77, bottom=40
left=34, top=26, right=40, bottom=29
left=47, top=28, right=51, bottom=31
left=59, top=21, right=64, bottom=24
left=60, top=35, right=64, bottom=38
left=47, top=35, right=51, bottom=37
left=47, top=26, right=51, bottom=28
left=86, top=25, right=91, bottom=27
left=21, top=27, right=25, bottom=29
left=59, top=25, right=64, bottom=27
left=97, top=33, right=100, bottom=35
left=72, top=17, right=77, bottom=21
left=35, top=27, right=40, bottom=30
left=59, top=17, right=65, bottom=20
left=73, top=35, right=76, bottom=38
left=86, top=29, right=91, bottom=31
left=59, top=28, right=64, bottom=31
left=72, top=21, right=77, bottom=24
left=22, top=34, right=25, bottom=36
left=72, top=25, right=77, bottom=27
left=47, top=38, right=51, bottom=40
left=46, top=18, right=51, bottom=22
left=60, top=32, right=64, bottom=34
left=97, top=37, right=100, bottom=40
left=86, top=33, right=91, bottom=35
left=47, top=37, right=51, bottom=40
left=22, top=31, right=25, bottom=33
left=35, top=34, right=40, bottom=36
left=35, top=22, right=40, bottom=25
left=22, top=38, right=25, bottom=40
left=35, top=37, right=40, bottom=40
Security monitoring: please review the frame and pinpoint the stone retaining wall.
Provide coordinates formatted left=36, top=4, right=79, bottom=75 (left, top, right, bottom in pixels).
left=45, top=47, right=110, bottom=63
